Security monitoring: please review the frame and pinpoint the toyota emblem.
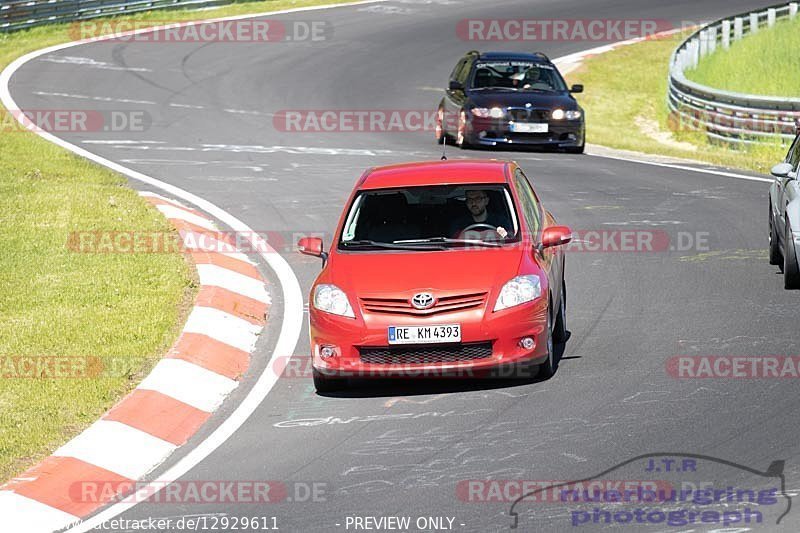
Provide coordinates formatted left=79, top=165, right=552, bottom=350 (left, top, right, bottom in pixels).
left=411, top=292, right=435, bottom=310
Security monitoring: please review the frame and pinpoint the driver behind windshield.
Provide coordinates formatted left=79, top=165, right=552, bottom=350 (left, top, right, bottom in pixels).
left=449, top=189, right=512, bottom=239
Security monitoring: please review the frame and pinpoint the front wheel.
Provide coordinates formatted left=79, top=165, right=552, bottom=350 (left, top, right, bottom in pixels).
left=536, top=309, right=556, bottom=380
left=552, top=281, right=567, bottom=343
left=784, top=223, right=800, bottom=290
left=769, top=207, right=782, bottom=266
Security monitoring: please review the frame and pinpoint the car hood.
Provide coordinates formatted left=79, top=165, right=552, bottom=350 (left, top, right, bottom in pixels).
left=327, top=247, right=526, bottom=298
left=466, top=90, right=577, bottom=110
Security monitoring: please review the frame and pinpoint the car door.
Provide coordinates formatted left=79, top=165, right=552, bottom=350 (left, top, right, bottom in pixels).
left=776, top=135, right=800, bottom=239
left=785, top=142, right=800, bottom=239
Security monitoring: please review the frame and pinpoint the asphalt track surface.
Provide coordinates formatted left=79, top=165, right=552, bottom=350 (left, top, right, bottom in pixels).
left=9, top=0, right=800, bottom=531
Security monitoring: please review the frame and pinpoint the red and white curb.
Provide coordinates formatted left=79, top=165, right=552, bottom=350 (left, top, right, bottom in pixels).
left=0, top=192, right=270, bottom=533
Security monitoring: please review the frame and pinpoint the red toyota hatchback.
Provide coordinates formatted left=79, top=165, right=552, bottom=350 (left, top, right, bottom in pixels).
left=297, top=159, right=571, bottom=392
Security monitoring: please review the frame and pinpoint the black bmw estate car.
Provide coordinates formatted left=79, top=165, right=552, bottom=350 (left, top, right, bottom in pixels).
left=436, top=51, right=585, bottom=152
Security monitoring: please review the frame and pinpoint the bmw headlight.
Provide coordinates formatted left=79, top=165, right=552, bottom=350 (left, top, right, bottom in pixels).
left=552, top=108, right=581, bottom=120
left=494, top=275, right=542, bottom=311
left=313, top=284, right=355, bottom=318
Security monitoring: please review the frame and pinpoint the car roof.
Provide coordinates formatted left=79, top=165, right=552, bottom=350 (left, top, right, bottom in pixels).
left=477, top=51, right=550, bottom=63
left=359, top=160, right=511, bottom=190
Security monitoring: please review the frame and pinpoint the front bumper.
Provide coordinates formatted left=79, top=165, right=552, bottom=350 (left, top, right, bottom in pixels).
left=465, top=117, right=584, bottom=148
left=310, top=298, right=550, bottom=378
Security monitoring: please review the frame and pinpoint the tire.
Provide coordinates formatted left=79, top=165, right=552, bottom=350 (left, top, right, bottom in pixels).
left=769, top=206, right=783, bottom=266
left=552, top=280, right=567, bottom=343
left=313, top=368, right=346, bottom=393
left=536, top=308, right=556, bottom=380
left=784, top=223, right=800, bottom=290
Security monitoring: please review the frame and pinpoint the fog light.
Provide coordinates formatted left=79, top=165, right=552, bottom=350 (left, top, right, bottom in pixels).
left=519, top=337, right=535, bottom=350
left=320, top=345, right=337, bottom=359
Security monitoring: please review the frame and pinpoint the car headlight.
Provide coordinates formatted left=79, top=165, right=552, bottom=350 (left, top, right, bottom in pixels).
left=471, top=107, right=504, bottom=119
left=494, top=275, right=542, bottom=311
left=313, top=284, right=355, bottom=318
left=552, top=109, right=581, bottom=120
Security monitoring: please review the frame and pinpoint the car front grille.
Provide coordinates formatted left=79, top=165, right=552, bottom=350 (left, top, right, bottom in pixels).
left=507, top=107, right=550, bottom=122
left=360, top=292, right=487, bottom=316
left=359, top=342, right=493, bottom=365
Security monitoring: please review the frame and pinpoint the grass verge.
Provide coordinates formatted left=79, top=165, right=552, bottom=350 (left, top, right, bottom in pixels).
left=0, top=0, right=355, bottom=483
left=686, top=17, right=800, bottom=98
left=565, top=34, right=786, bottom=173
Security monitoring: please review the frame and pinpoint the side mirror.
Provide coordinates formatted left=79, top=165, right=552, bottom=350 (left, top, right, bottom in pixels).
left=771, top=162, right=794, bottom=178
left=297, top=237, right=324, bottom=257
left=570, top=84, right=584, bottom=94
left=541, top=225, right=573, bottom=249
left=449, top=80, right=464, bottom=91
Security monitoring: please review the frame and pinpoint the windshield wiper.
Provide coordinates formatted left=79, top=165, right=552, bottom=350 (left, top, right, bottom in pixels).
left=341, top=239, right=444, bottom=251
left=470, top=87, right=519, bottom=92
left=393, top=237, right=504, bottom=248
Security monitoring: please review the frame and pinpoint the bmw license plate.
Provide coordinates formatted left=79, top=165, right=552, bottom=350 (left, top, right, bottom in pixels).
left=510, top=122, right=548, bottom=133
left=388, top=324, right=461, bottom=345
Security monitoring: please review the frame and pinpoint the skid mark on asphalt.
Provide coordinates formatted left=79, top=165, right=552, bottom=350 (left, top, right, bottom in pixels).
left=32, top=90, right=155, bottom=105
left=37, top=56, right=152, bottom=72
left=678, top=249, right=767, bottom=262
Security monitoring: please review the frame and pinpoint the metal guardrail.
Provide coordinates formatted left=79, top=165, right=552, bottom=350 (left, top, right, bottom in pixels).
left=0, top=0, right=233, bottom=33
left=668, top=2, right=800, bottom=145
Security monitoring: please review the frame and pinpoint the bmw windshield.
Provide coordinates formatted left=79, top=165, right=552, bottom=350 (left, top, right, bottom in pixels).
left=469, top=61, right=567, bottom=92
left=338, top=184, right=520, bottom=250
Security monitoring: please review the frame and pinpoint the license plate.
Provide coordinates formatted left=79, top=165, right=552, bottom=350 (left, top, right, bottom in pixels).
left=388, top=324, right=461, bottom=345
left=510, top=122, right=548, bottom=133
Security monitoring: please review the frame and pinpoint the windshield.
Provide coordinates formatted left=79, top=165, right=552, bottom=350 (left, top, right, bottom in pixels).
left=469, top=61, right=567, bottom=92
left=338, top=184, right=519, bottom=250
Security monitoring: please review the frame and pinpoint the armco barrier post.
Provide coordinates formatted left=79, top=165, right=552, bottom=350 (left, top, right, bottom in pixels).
left=749, top=12, right=759, bottom=33
left=768, top=8, right=777, bottom=26
left=708, top=26, right=717, bottom=54
left=698, top=30, right=708, bottom=57
left=721, top=19, right=731, bottom=49
left=734, top=17, right=744, bottom=40
left=791, top=3, right=798, bottom=19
